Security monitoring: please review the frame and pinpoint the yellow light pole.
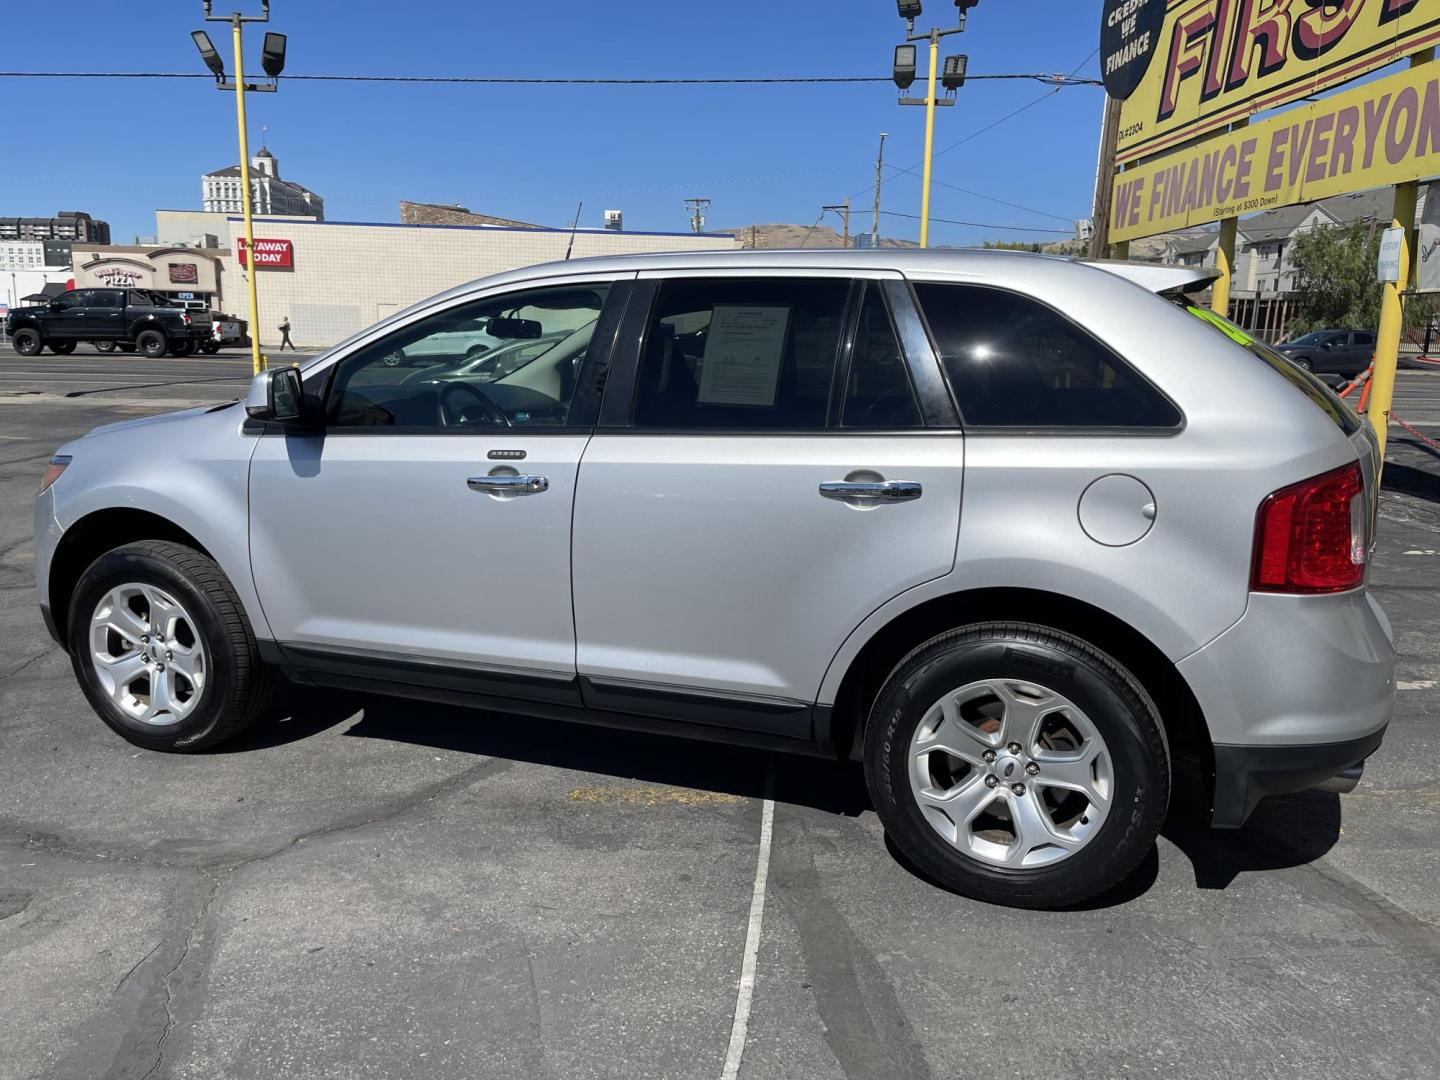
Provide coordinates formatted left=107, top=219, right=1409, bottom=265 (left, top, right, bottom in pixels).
left=193, top=2, right=287, bottom=378
left=230, top=22, right=264, bottom=376
left=893, top=3, right=973, bottom=248
left=918, top=36, right=939, bottom=248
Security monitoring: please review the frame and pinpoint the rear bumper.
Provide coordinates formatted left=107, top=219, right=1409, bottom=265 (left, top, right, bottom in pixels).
left=1211, top=727, right=1385, bottom=828
left=1177, top=588, right=1394, bottom=827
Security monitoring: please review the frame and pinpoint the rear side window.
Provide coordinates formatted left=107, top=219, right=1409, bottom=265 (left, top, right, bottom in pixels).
left=912, top=282, right=1181, bottom=429
left=632, top=277, right=848, bottom=430
left=841, top=284, right=923, bottom=429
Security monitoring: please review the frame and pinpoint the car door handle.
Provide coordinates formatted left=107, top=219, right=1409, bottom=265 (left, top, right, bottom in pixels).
left=819, top=480, right=922, bottom=502
left=467, top=474, right=548, bottom=495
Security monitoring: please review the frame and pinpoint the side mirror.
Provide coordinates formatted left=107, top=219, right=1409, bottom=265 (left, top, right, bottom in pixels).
left=245, top=366, right=306, bottom=423
left=49, top=301, right=64, bottom=311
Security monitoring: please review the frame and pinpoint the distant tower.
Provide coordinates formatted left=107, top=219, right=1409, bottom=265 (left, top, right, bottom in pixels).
left=685, top=197, right=711, bottom=234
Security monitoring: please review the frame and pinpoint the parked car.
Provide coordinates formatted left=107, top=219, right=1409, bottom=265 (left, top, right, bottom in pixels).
left=33, top=251, right=1392, bottom=909
left=6, top=288, right=199, bottom=358
left=1275, top=329, right=1375, bottom=376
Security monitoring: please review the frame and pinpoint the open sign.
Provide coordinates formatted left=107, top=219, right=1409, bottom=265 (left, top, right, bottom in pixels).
left=237, top=238, right=294, bottom=270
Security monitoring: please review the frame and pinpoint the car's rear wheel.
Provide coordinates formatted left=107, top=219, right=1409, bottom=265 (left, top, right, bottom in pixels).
left=200, top=341, right=220, bottom=354
left=68, top=540, right=276, bottom=752
left=136, top=330, right=168, bottom=358
left=171, top=339, right=195, bottom=357
left=118, top=342, right=137, bottom=353
left=95, top=340, right=117, bottom=353
left=12, top=328, right=43, bottom=356
left=49, top=341, right=76, bottom=355
left=864, top=622, right=1169, bottom=909
left=1295, top=357, right=1313, bottom=371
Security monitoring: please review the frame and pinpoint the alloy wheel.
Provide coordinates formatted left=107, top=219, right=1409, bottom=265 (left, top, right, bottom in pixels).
left=908, top=678, right=1113, bottom=868
left=89, top=583, right=207, bottom=725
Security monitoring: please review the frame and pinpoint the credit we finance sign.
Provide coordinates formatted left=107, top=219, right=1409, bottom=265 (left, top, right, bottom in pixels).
left=1113, top=0, right=1440, bottom=166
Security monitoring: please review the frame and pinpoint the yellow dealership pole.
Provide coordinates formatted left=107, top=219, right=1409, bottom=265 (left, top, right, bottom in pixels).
left=918, top=35, right=939, bottom=249
left=230, top=20, right=265, bottom=377
left=1211, top=216, right=1237, bottom=317
left=1366, top=50, right=1433, bottom=466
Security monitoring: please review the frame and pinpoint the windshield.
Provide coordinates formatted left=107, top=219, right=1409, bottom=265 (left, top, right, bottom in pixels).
left=1286, top=331, right=1331, bottom=346
left=1183, top=306, right=1360, bottom=435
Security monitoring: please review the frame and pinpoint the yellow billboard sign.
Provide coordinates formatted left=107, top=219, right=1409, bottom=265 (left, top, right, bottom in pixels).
left=1110, top=61, right=1440, bottom=242
left=1116, top=0, right=1440, bottom=166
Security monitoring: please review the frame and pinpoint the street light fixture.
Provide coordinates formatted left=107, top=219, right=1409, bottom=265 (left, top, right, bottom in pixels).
left=893, top=45, right=917, bottom=90
left=191, top=31, right=226, bottom=79
left=891, top=1, right=978, bottom=247
left=261, top=32, right=287, bottom=78
left=193, top=2, right=285, bottom=377
left=941, top=53, right=968, bottom=91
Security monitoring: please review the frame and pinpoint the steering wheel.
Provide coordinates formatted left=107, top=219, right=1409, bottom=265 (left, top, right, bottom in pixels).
left=438, top=381, right=510, bottom=427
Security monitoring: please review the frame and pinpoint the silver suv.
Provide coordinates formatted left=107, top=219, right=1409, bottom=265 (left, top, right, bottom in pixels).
left=34, top=251, right=1394, bottom=908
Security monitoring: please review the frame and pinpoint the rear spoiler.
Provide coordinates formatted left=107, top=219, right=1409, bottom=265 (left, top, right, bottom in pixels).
left=1080, top=261, right=1222, bottom=299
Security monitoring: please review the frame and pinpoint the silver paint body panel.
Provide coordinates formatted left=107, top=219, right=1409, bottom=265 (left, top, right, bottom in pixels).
left=35, top=248, right=1394, bottom=752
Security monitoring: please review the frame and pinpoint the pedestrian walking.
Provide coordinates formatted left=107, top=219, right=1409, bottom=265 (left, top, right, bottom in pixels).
left=278, top=316, right=295, bottom=351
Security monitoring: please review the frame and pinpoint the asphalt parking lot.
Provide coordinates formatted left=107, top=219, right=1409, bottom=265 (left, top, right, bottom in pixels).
left=2, top=351, right=1439, bottom=1080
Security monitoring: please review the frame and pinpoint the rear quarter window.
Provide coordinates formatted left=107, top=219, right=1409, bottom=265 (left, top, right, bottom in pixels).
left=911, top=282, right=1182, bottom=430
left=1183, top=305, right=1360, bottom=435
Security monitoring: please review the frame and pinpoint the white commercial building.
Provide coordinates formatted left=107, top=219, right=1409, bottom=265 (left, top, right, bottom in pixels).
left=203, top=148, right=324, bottom=220
left=221, top=216, right=738, bottom=347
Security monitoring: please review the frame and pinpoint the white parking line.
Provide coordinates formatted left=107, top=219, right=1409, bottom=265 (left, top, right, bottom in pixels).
left=720, top=767, right=775, bottom=1080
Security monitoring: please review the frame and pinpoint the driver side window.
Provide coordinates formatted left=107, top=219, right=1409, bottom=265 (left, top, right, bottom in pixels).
left=325, top=283, right=612, bottom=431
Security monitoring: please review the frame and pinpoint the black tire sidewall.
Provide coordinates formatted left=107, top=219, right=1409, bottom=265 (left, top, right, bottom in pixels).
left=137, top=330, right=167, bottom=358
left=866, top=629, right=1168, bottom=907
left=68, top=548, right=246, bottom=751
left=50, top=341, right=76, bottom=355
left=14, top=328, right=42, bottom=355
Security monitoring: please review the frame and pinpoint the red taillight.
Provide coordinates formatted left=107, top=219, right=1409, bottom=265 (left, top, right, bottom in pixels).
left=183, top=312, right=193, bottom=325
left=1252, top=463, right=1367, bottom=593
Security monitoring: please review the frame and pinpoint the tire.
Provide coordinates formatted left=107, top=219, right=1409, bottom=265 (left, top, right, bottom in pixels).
left=1295, top=357, right=1313, bottom=371
left=49, top=340, right=77, bottom=355
left=68, top=540, right=276, bottom=752
left=863, top=622, right=1170, bottom=910
left=12, top=327, right=43, bottom=356
left=95, top=340, right=117, bottom=353
left=170, top=340, right=195, bottom=357
left=136, top=330, right=168, bottom=358
left=382, top=350, right=404, bottom=367
left=200, top=341, right=220, bottom=355
left=118, top=343, right=137, bottom=354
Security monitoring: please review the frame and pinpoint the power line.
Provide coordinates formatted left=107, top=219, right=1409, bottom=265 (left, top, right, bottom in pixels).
left=0, top=70, right=1101, bottom=86
left=888, top=166, right=1073, bottom=222
left=878, top=211, right=1071, bottom=234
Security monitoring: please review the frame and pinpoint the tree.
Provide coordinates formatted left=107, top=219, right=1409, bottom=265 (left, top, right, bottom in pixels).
left=979, top=239, right=1041, bottom=252
left=1288, top=221, right=1438, bottom=337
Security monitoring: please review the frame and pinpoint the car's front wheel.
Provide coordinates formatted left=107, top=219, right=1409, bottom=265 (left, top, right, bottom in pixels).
left=864, top=622, right=1169, bottom=909
left=95, top=340, right=117, bottom=353
left=68, top=541, right=275, bottom=752
left=12, top=328, right=43, bottom=356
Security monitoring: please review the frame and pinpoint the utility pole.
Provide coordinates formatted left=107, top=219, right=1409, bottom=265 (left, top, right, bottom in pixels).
left=1088, top=94, right=1122, bottom=260
left=822, top=199, right=852, bottom=246
left=684, top=197, right=711, bottom=235
left=872, top=131, right=889, bottom=247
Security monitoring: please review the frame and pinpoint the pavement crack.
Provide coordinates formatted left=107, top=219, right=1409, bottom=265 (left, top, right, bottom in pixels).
left=136, top=869, right=223, bottom=1080
left=114, top=939, right=165, bottom=993
left=0, top=645, right=58, bottom=683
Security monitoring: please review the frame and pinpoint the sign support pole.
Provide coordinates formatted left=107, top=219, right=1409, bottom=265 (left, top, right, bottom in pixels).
left=1367, top=49, right=1434, bottom=467
left=1210, top=117, right=1247, bottom=318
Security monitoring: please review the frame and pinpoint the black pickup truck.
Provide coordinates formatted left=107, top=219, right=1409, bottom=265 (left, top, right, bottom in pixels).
left=4, top=288, right=200, bottom=358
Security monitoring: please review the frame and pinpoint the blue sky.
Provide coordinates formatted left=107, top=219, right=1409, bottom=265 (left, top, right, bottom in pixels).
left=1, top=1, right=1105, bottom=245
